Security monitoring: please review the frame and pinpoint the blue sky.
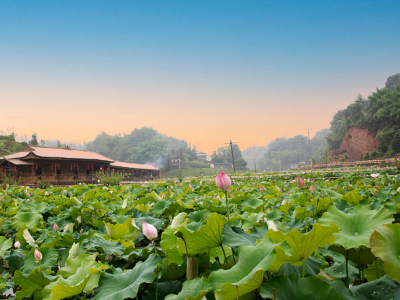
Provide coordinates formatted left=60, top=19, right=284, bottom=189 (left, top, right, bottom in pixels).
left=1, top=1, right=399, bottom=152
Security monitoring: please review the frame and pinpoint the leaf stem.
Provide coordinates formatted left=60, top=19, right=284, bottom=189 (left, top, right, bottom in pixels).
left=221, top=245, right=228, bottom=269
left=375, top=258, right=379, bottom=279
left=231, top=246, right=236, bottom=264
left=156, top=266, right=159, bottom=300
left=302, top=260, right=305, bottom=278
left=346, top=249, right=349, bottom=288
left=273, top=287, right=276, bottom=300
left=235, top=285, right=239, bottom=300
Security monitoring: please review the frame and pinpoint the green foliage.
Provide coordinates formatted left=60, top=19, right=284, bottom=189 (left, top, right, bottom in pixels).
left=0, top=168, right=399, bottom=299
left=370, top=223, right=400, bottom=283
left=97, top=172, right=125, bottom=186
left=0, top=133, right=26, bottom=157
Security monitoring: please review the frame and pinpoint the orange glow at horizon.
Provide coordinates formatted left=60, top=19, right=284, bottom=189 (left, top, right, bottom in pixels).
left=0, top=78, right=374, bottom=155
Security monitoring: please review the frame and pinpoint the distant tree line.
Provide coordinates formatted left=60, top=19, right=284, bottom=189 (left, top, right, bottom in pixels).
left=85, top=127, right=200, bottom=170
left=242, top=129, right=330, bottom=171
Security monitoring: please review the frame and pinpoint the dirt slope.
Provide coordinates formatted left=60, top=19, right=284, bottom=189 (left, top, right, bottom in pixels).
left=330, top=127, right=379, bottom=160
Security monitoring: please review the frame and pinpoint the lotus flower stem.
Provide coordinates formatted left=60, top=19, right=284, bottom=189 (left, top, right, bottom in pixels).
left=302, top=260, right=305, bottom=278
left=235, top=285, right=239, bottom=300
left=273, top=288, right=276, bottom=300
left=303, top=189, right=308, bottom=232
left=225, top=191, right=230, bottom=222
left=345, top=250, right=349, bottom=288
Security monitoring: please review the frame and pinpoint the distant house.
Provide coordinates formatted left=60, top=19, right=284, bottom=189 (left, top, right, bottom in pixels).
left=196, top=151, right=212, bottom=163
left=170, top=155, right=180, bottom=167
left=196, top=151, right=207, bottom=160
left=145, top=162, right=163, bottom=169
left=290, top=161, right=306, bottom=169
left=212, top=163, right=233, bottom=169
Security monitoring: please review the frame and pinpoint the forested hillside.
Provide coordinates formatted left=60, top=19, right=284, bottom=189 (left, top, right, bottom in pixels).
left=242, top=129, right=330, bottom=171
left=85, top=127, right=198, bottom=169
left=326, top=74, right=400, bottom=155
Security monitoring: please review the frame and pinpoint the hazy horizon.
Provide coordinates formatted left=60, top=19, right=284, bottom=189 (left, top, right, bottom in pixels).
left=1, top=1, right=399, bottom=154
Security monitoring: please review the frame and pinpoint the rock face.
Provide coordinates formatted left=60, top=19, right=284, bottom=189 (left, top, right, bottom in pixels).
left=330, top=127, right=379, bottom=160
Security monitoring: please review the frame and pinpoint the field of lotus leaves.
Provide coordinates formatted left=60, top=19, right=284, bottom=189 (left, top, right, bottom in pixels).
left=0, top=168, right=399, bottom=300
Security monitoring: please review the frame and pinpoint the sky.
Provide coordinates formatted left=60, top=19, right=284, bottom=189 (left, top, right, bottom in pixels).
left=1, top=1, right=399, bottom=154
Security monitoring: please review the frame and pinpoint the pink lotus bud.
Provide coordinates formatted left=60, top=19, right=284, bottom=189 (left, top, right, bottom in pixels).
left=34, top=249, right=42, bottom=263
left=375, top=185, right=379, bottom=189
left=309, top=185, right=315, bottom=193
left=296, top=176, right=305, bottom=189
left=192, top=189, right=195, bottom=192
left=215, top=172, right=231, bottom=191
left=162, top=193, right=166, bottom=199
left=194, top=198, right=197, bottom=203
left=260, top=186, right=264, bottom=193
left=53, top=223, right=59, bottom=231
left=45, top=191, right=49, bottom=196
left=142, top=222, right=158, bottom=240
left=98, top=208, right=101, bottom=213
left=310, top=198, right=313, bottom=202
left=189, top=184, right=192, bottom=189
left=26, top=193, right=30, bottom=197
left=217, top=195, right=221, bottom=201
left=14, top=241, right=20, bottom=248
left=230, top=193, right=233, bottom=197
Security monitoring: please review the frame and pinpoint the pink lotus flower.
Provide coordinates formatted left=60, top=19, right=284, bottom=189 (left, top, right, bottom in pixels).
left=34, top=249, right=42, bottom=263
left=260, top=186, right=264, bottom=193
left=194, top=198, right=198, bottom=204
left=296, top=176, right=305, bottom=189
left=310, top=198, right=313, bottom=202
left=26, top=193, right=30, bottom=197
left=375, top=185, right=379, bottom=189
left=246, top=188, right=249, bottom=192
left=189, top=184, right=192, bottom=189
left=309, top=185, right=315, bottom=193
left=142, top=222, right=158, bottom=240
left=192, top=189, right=195, bottom=192
left=14, top=241, right=20, bottom=248
left=53, top=223, right=59, bottom=231
left=162, top=193, right=166, bottom=199
left=216, top=195, right=221, bottom=201
left=215, top=172, right=231, bottom=191
left=44, top=191, right=49, bottom=196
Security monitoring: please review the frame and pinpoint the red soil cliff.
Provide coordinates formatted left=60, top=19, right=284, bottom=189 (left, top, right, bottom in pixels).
left=330, top=127, right=379, bottom=161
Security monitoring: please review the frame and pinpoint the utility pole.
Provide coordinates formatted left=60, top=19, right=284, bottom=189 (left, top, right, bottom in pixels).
left=178, top=153, right=181, bottom=171
left=308, top=128, right=312, bottom=170
left=225, top=140, right=237, bottom=173
left=254, top=158, right=256, bottom=173
left=269, top=150, right=272, bottom=173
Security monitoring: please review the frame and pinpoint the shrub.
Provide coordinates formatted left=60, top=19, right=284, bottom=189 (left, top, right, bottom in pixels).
left=97, top=173, right=124, bottom=186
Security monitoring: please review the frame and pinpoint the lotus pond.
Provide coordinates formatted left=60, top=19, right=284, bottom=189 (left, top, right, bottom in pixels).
left=0, top=169, right=399, bottom=300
